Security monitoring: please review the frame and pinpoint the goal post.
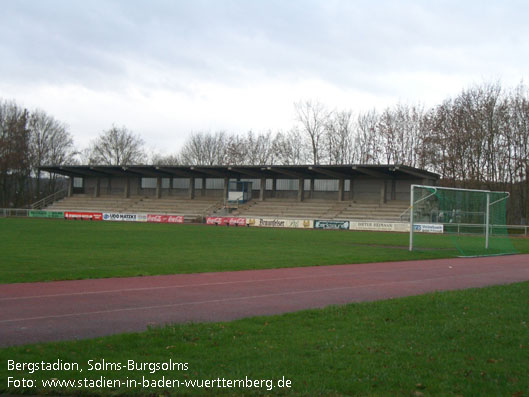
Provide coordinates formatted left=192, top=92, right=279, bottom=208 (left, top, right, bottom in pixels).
left=409, top=185, right=516, bottom=256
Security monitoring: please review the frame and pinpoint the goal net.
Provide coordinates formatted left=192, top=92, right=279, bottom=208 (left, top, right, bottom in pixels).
left=409, top=185, right=517, bottom=256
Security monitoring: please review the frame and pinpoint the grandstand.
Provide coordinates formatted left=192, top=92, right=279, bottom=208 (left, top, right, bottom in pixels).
left=233, top=199, right=409, bottom=221
left=39, top=164, right=438, bottom=222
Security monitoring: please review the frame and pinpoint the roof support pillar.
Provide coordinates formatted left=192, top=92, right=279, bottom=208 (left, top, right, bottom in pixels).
left=350, top=178, right=355, bottom=200
left=156, top=177, right=162, bottom=199
left=338, top=178, right=345, bottom=201
left=259, top=178, right=266, bottom=201
left=94, top=177, right=100, bottom=198
left=309, top=179, right=314, bottom=199
left=68, top=177, right=73, bottom=197
left=201, top=177, right=206, bottom=197
left=298, top=178, right=304, bottom=202
left=189, top=177, right=195, bottom=200
left=124, top=177, right=130, bottom=198
left=223, top=177, right=229, bottom=200
left=380, top=180, right=387, bottom=205
left=271, top=178, right=276, bottom=198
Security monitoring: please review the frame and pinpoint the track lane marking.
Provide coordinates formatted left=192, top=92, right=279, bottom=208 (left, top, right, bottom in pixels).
left=3, top=259, right=527, bottom=302
left=2, top=269, right=528, bottom=324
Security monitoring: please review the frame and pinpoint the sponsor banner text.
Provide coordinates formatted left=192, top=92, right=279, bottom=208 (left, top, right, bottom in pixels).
left=147, top=214, right=184, bottom=223
left=349, top=221, right=410, bottom=232
left=64, top=212, right=103, bottom=221
left=314, top=220, right=350, bottom=230
left=29, top=210, right=64, bottom=219
left=206, top=217, right=247, bottom=226
left=247, top=218, right=312, bottom=229
left=103, top=213, right=147, bottom=222
left=413, top=223, right=444, bottom=233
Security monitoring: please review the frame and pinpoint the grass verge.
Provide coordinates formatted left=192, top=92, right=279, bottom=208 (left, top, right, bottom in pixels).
left=1, top=281, right=528, bottom=395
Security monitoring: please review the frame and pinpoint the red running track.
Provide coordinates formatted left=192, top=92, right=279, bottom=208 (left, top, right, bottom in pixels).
left=1, top=254, right=529, bottom=347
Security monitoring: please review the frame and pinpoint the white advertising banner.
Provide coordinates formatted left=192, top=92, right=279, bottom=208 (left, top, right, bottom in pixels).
left=349, top=221, right=410, bottom=232
left=413, top=223, right=444, bottom=233
left=103, top=213, right=148, bottom=222
left=247, top=218, right=313, bottom=229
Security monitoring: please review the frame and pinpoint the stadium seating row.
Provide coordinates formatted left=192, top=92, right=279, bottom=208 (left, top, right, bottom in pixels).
left=233, top=199, right=408, bottom=221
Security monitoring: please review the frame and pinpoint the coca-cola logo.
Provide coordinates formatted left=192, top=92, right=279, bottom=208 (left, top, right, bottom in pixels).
left=206, top=217, right=246, bottom=226
left=148, top=214, right=184, bottom=223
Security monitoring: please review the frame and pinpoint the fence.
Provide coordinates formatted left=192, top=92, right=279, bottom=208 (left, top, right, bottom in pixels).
left=443, top=223, right=529, bottom=236
left=1, top=208, right=30, bottom=217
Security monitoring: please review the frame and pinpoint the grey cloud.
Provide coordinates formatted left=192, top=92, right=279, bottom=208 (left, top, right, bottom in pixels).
left=1, top=0, right=528, bottom=96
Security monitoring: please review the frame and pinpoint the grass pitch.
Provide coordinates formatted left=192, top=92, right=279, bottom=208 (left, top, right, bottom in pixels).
left=2, top=218, right=528, bottom=284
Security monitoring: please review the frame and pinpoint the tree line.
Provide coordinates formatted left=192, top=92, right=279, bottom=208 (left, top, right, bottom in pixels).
left=1, top=82, right=528, bottom=223
left=1, top=101, right=75, bottom=207
left=0, top=99, right=148, bottom=207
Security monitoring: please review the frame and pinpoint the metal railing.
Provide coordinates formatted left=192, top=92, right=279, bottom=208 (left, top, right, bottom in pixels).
left=30, top=189, right=68, bottom=209
left=443, top=223, right=529, bottom=236
left=1, top=208, right=30, bottom=217
left=399, top=206, right=411, bottom=221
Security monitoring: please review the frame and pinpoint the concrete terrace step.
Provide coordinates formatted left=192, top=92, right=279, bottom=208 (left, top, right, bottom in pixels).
left=235, top=199, right=408, bottom=221
left=45, top=195, right=221, bottom=217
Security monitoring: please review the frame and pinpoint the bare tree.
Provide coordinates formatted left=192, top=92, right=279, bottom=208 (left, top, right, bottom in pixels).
left=294, top=100, right=329, bottom=164
left=29, top=109, right=76, bottom=197
left=151, top=153, right=181, bottom=166
left=88, top=125, right=146, bottom=165
left=506, top=82, right=529, bottom=223
left=272, top=128, right=310, bottom=165
left=179, top=131, right=228, bottom=165
left=377, top=103, right=425, bottom=167
left=323, top=110, right=354, bottom=164
left=225, top=134, right=247, bottom=165
left=354, top=109, right=382, bottom=164
left=244, top=131, right=275, bottom=165
left=0, top=100, right=31, bottom=207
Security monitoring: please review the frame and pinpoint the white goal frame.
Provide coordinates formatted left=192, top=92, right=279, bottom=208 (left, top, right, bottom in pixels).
left=409, top=185, right=510, bottom=252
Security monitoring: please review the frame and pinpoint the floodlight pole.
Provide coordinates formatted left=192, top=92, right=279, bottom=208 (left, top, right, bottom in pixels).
left=485, top=192, right=490, bottom=250
left=409, top=185, right=415, bottom=251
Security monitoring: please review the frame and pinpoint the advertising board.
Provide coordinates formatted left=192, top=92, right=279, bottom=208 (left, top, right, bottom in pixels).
left=102, top=213, right=147, bottom=222
left=206, top=217, right=247, bottom=226
left=29, top=210, right=64, bottom=218
left=413, top=223, right=444, bottom=233
left=349, top=221, right=410, bottom=232
left=64, top=211, right=103, bottom=221
left=247, top=218, right=312, bottom=229
left=313, top=220, right=350, bottom=230
left=147, top=214, right=184, bottom=223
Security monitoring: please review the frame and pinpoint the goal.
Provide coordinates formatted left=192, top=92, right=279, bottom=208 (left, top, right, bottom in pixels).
left=409, top=185, right=517, bottom=256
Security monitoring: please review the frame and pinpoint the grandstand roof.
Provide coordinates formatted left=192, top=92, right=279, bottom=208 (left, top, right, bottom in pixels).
left=40, top=164, right=439, bottom=180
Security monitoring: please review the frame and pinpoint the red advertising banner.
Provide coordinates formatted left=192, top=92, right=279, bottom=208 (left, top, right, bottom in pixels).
left=147, top=214, right=184, bottom=224
left=206, top=216, right=246, bottom=226
left=64, top=211, right=103, bottom=221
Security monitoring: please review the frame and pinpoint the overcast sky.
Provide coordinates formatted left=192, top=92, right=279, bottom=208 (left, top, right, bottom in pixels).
left=1, top=0, right=528, bottom=154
